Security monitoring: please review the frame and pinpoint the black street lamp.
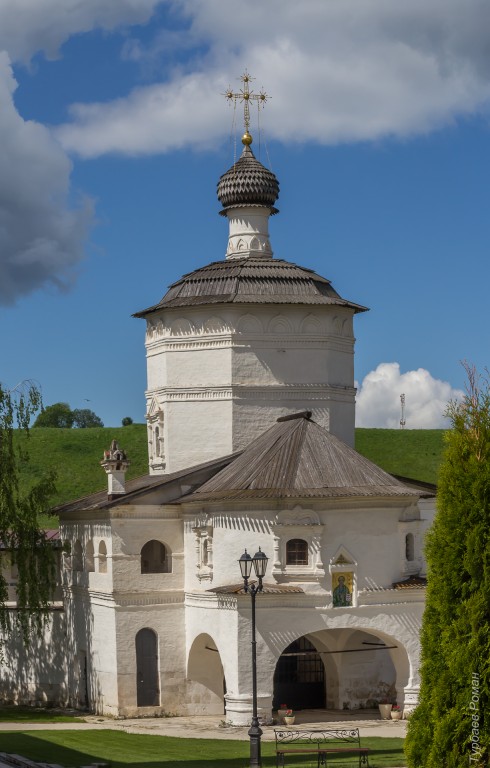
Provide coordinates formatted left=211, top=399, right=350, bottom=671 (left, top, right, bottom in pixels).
left=238, top=547, right=269, bottom=768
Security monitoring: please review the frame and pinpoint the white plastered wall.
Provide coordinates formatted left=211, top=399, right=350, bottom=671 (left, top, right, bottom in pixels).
left=144, top=304, right=357, bottom=473
left=182, top=495, right=425, bottom=723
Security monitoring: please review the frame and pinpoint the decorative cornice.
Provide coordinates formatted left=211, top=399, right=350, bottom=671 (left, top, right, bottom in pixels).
left=145, top=384, right=356, bottom=403
left=146, top=335, right=354, bottom=353
left=358, top=588, right=426, bottom=606
left=113, top=591, right=184, bottom=607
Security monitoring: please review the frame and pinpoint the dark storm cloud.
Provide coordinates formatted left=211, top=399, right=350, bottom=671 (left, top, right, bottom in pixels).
left=0, top=54, right=92, bottom=305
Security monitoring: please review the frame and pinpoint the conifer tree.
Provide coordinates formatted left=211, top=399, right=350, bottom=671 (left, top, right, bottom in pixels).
left=405, top=365, right=490, bottom=768
left=0, top=381, right=57, bottom=649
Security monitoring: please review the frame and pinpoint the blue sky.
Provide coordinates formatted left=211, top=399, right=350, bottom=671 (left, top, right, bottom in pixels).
left=1, top=0, right=489, bottom=428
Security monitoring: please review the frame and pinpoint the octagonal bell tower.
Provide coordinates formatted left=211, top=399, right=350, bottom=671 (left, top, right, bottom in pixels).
left=134, top=74, right=367, bottom=474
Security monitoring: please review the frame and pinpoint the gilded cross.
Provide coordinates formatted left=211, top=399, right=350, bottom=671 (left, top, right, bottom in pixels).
left=224, top=71, right=269, bottom=139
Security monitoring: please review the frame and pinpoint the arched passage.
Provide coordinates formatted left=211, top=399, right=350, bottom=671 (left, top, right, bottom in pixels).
left=273, top=636, right=325, bottom=710
left=272, top=628, right=409, bottom=712
left=187, top=633, right=226, bottom=715
left=136, top=628, right=160, bottom=707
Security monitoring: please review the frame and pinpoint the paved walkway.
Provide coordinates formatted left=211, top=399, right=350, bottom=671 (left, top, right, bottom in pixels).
left=0, top=709, right=407, bottom=741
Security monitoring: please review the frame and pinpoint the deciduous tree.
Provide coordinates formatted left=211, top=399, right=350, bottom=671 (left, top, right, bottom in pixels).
left=405, top=365, right=490, bottom=768
left=72, top=408, right=103, bottom=428
left=33, top=402, right=74, bottom=428
left=0, top=381, right=56, bottom=648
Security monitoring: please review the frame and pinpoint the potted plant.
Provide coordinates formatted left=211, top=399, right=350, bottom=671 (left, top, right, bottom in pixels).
left=283, top=709, right=295, bottom=726
left=378, top=701, right=392, bottom=719
left=278, top=704, right=288, bottom=721
left=390, top=704, right=402, bottom=720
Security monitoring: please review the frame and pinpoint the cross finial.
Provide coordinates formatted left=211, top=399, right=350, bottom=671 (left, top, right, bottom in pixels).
left=224, top=71, right=269, bottom=145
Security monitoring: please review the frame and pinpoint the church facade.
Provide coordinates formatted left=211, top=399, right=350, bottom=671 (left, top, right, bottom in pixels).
left=0, top=119, right=434, bottom=722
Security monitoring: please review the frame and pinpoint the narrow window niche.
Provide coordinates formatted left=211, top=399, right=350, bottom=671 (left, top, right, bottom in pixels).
left=271, top=507, right=325, bottom=581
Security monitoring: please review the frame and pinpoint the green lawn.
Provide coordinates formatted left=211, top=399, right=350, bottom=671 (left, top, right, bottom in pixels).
left=0, top=706, right=83, bottom=723
left=355, top=428, right=445, bottom=485
left=0, top=731, right=405, bottom=768
left=16, top=425, right=445, bottom=527
left=16, top=424, right=149, bottom=526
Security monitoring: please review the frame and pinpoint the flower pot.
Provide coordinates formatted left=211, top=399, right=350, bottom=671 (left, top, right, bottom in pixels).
left=378, top=704, right=392, bottom=720
left=284, top=716, right=295, bottom=725
left=391, top=710, right=402, bottom=720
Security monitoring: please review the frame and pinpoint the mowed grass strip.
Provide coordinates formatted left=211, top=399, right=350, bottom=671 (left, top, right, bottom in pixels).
left=0, top=706, right=84, bottom=722
left=1, top=730, right=405, bottom=768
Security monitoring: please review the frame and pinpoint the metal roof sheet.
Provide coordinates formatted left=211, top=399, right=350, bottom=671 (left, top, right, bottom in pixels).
left=392, top=575, right=427, bottom=589
left=208, top=583, right=304, bottom=595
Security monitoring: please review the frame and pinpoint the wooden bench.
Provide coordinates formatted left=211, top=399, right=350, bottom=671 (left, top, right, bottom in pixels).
left=274, top=728, right=370, bottom=767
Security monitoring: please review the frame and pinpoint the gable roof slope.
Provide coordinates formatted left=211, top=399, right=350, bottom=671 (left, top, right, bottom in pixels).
left=181, top=414, right=422, bottom=502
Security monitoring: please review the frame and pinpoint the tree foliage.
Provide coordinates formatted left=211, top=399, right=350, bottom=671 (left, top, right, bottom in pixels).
left=122, top=416, right=133, bottom=426
left=33, top=403, right=103, bottom=428
left=72, top=408, right=104, bottom=428
left=0, top=381, right=57, bottom=647
left=33, top=402, right=74, bottom=428
left=405, top=364, right=490, bottom=768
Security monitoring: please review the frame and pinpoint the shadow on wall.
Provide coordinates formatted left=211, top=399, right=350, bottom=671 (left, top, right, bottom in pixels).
left=0, top=609, right=67, bottom=706
left=64, top=573, right=104, bottom=713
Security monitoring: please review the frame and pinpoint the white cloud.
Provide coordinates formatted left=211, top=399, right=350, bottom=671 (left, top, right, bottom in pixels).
left=56, top=0, right=490, bottom=157
left=355, top=362, right=463, bottom=428
left=0, top=0, right=163, bottom=303
left=0, top=53, right=92, bottom=305
left=0, top=0, right=160, bottom=62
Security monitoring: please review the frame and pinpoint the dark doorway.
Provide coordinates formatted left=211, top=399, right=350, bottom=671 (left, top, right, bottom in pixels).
left=273, top=636, right=325, bottom=710
left=136, top=628, right=160, bottom=706
left=78, top=650, right=89, bottom=709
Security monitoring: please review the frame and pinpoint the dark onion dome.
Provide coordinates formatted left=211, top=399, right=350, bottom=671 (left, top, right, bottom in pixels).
left=133, top=257, right=368, bottom=316
left=217, top=144, right=279, bottom=213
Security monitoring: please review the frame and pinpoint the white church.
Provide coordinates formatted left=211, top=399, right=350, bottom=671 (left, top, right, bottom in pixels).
left=1, top=89, right=435, bottom=723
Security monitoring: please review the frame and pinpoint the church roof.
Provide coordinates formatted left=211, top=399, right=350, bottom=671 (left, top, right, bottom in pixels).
left=133, top=257, right=368, bottom=316
left=217, top=144, right=279, bottom=212
left=179, top=412, right=422, bottom=503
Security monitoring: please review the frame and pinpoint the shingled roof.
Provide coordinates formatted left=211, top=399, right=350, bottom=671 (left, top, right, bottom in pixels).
left=217, top=143, right=280, bottom=212
left=134, top=256, right=368, bottom=316
left=179, top=412, right=422, bottom=503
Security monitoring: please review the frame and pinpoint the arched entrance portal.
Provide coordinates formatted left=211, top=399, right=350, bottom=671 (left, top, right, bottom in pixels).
left=273, top=629, right=404, bottom=712
left=187, top=634, right=226, bottom=715
left=136, top=628, right=160, bottom=707
left=273, top=636, right=325, bottom=710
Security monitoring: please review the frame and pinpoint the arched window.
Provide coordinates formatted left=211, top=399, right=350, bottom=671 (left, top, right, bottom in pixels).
left=73, top=540, right=83, bottom=572
left=405, top=533, right=415, bottom=562
left=286, top=539, right=309, bottom=566
left=141, top=540, right=171, bottom=574
left=98, top=541, right=108, bottom=574
left=86, top=540, right=95, bottom=573
left=154, top=426, right=161, bottom=457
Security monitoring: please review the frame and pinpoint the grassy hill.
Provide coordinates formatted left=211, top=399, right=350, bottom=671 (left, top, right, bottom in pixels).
left=17, top=425, right=446, bottom=527
left=17, top=425, right=149, bottom=511
left=355, top=428, right=446, bottom=485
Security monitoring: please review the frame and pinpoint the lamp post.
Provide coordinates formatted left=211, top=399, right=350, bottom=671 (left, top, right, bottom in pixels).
left=238, top=547, right=269, bottom=768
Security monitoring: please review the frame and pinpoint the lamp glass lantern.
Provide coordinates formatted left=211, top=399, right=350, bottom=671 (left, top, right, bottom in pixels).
left=252, top=548, right=268, bottom=579
left=239, top=549, right=253, bottom=580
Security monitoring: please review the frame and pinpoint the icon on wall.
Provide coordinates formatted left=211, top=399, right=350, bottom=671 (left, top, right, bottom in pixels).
left=332, top=572, right=353, bottom=607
